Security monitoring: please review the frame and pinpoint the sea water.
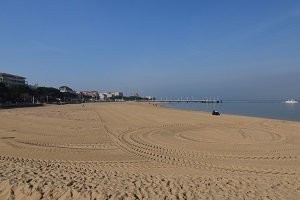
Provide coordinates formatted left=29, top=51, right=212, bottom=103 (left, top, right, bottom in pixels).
left=162, top=101, right=300, bottom=122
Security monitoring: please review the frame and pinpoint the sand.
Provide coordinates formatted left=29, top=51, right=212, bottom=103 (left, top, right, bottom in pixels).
left=0, top=102, right=299, bottom=199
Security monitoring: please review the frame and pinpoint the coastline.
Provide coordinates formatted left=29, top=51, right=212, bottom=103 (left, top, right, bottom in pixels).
left=0, top=102, right=299, bottom=199
left=161, top=101, right=300, bottom=123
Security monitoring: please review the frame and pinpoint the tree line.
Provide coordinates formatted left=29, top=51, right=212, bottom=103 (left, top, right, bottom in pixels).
left=0, top=83, right=78, bottom=104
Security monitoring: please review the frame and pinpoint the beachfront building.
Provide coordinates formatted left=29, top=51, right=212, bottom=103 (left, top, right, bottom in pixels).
left=130, top=92, right=139, bottom=97
left=99, top=93, right=107, bottom=100
left=0, top=72, right=27, bottom=87
left=145, top=96, right=155, bottom=101
left=79, top=91, right=99, bottom=100
left=99, top=91, right=123, bottom=101
left=111, top=92, right=123, bottom=97
left=59, top=86, right=76, bottom=94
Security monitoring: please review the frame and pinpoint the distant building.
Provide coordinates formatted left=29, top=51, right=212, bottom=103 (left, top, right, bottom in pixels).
left=99, top=93, right=107, bottom=100
left=112, top=92, right=123, bottom=97
left=59, top=86, right=76, bottom=94
left=0, top=72, right=27, bottom=86
left=79, top=91, right=99, bottom=100
left=99, top=93, right=112, bottom=100
left=130, top=92, right=139, bottom=97
left=99, top=91, right=123, bottom=100
left=145, top=96, right=155, bottom=101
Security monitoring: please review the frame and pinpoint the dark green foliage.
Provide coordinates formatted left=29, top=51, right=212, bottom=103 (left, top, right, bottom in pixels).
left=123, top=96, right=143, bottom=101
left=34, top=87, right=61, bottom=103
left=35, top=87, right=60, bottom=97
left=9, top=85, right=34, bottom=98
left=0, top=84, right=80, bottom=104
left=61, top=92, right=77, bottom=98
left=0, top=84, right=34, bottom=103
left=0, top=83, right=10, bottom=102
left=111, top=95, right=123, bottom=100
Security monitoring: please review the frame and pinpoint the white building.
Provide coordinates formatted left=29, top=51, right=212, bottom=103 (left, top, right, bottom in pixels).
left=145, top=96, right=155, bottom=100
left=112, top=92, right=123, bottom=97
left=99, top=93, right=107, bottom=100
left=99, top=91, right=123, bottom=100
left=0, top=72, right=27, bottom=86
left=59, top=86, right=76, bottom=94
left=130, top=92, right=139, bottom=97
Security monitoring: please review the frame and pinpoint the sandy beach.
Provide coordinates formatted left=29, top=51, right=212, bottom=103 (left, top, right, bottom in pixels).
left=0, top=102, right=299, bottom=199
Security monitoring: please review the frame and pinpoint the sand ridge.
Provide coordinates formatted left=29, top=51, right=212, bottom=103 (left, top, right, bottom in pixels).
left=0, top=102, right=300, bottom=199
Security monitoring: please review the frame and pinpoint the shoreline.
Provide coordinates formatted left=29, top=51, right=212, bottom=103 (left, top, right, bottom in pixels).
left=160, top=102, right=300, bottom=123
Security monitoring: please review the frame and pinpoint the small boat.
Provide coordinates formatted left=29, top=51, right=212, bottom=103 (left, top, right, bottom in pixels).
left=285, top=99, right=298, bottom=104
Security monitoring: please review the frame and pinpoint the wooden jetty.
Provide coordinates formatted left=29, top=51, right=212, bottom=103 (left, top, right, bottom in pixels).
left=150, top=99, right=222, bottom=103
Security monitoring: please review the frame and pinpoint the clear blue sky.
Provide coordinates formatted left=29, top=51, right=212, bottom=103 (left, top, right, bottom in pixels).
left=1, top=0, right=300, bottom=100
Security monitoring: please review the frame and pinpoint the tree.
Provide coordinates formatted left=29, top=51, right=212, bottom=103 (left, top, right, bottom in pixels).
left=34, top=87, right=61, bottom=102
left=0, top=83, right=10, bottom=103
left=8, top=85, right=34, bottom=102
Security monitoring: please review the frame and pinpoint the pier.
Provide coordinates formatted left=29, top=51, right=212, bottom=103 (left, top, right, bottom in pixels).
left=151, top=99, right=222, bottom=103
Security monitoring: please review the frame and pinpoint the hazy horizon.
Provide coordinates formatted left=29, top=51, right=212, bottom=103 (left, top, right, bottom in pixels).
left=1, top=1, right=300, bottom=100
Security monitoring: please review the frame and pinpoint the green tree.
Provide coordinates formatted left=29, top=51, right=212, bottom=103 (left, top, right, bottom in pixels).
left=0, top=83, right=10, bottom=103
left=8, top=85, right=34, bottom=102
left=35, top=87, right=61, bottom=102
